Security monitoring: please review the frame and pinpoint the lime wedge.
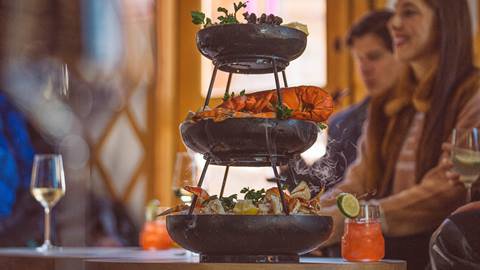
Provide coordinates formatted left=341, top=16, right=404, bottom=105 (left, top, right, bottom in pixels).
left=336, top=193, right=360, bottom=218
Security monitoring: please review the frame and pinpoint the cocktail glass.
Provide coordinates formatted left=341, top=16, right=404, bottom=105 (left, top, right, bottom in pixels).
left=341, top=204, right=384, bottom=262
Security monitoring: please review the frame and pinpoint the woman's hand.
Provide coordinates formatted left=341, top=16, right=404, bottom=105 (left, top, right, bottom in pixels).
left=441, top=142, right=461, bottom=185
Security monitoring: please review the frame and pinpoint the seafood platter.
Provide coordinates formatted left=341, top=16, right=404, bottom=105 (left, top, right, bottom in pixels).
left=165, top=2, right=334, bottom=263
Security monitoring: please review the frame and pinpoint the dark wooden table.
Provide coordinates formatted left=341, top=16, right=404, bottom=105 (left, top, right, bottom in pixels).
left=0, top=248, right=406, bottom=270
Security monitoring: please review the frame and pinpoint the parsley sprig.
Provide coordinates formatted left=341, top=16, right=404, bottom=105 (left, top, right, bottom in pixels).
left=220, top=194, right=238, bottom=211
left=240, top=187, right=266, bottom=204
left=317, top=123, right=328, bottom=130
left=201, top=194, right=239, bottom=212
left=191, top=11, right=212, bottom=26
left=223, top=89, right=246, bottom=101
left=276, top=104, right=293, bottom=119
left=191, top=2, right=248, bottom=28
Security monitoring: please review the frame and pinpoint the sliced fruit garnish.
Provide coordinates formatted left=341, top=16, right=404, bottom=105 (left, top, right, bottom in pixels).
left=336, top=193, right=360, bottom=218
left=282, top=22, right=309, bottom=35
left=233, top=199, right=259, bottom=215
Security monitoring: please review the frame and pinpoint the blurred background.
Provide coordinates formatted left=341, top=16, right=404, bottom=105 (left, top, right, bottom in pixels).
left=0, top=0, right=479, bottom=247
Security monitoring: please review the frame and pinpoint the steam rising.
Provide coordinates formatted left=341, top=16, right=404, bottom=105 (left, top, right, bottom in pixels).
left=294, top=136, right=352, bottom=193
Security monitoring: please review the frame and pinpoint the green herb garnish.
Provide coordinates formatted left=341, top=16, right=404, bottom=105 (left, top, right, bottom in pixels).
left=223, top=91, right=230, bottom=101
left=240, top=187, right=266, bottom=204
left=234, top=2, right=248, bottom=14
left=220, top=194, right=238, bottom=211
left=191, top=2, right=248, bottom=27
left=205, top=18, right=213, bottom=27
left=191, top=11, right=206, bottom=25
left=223, top=91, right=238, bottom=101
left=276, top=104, right=293, bottom=119
left=217, top=1, right=247, bottom=24
left=239, top=89, right=246, bottom=96
left=317, top=123, right=328, bottom=130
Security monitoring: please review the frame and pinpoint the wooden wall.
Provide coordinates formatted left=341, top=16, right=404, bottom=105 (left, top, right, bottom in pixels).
left=475, top=1, right=480, bottom=66
left=154, top=0, right=202, bottom=206
left=326, top=0, right=388, bottom=107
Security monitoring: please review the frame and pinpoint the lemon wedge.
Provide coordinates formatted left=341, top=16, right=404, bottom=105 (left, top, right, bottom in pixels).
left=233, top=200, right=259, bottom=215
left=283, top=22, right=309, bottom=35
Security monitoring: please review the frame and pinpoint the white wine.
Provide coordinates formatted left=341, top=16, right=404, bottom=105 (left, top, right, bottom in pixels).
left=452, top=147, right=480, bottom=184
left=31, top=187, right=65, bottom=208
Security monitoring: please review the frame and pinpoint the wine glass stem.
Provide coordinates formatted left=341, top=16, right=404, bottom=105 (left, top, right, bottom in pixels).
left=44, top=207, right=51, bottom=245
left=465, top=184, right=473, bottom=204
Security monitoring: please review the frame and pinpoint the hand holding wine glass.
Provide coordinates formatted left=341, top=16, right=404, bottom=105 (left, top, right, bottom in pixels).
left=450, top=128, right=480, bottom=203
left=30, top=154, right=66, bottom=251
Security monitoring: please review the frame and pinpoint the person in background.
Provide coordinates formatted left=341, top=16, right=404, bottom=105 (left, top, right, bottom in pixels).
left=303, top=9, right=404, bottom=258
left=0, top=73, right=138, bottom=247
left=0, top=0, right=140, bottom=247
left=0, top=91, right=43, bottom=246
left=319, top=0, right=480, bottom=269
left=289, top=10, right=403, bottom=190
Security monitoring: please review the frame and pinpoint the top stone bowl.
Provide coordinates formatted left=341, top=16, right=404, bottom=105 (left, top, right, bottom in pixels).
left=196, top=24, right=307, bottom=74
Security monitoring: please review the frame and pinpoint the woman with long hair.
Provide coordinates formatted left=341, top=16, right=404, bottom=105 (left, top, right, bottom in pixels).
left=320, top=0, right=480, bottom=268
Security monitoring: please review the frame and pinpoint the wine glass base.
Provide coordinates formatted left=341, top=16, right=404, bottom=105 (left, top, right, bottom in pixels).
left=36, top=242, right=61, bottom=252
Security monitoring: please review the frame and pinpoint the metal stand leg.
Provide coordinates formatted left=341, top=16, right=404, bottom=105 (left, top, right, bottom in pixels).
left=219, top=166, right=229, bottom=198
left=271, top=165, right=290, bottom=215
left=282, top=70, right=288, bottom=88
left=224, top=72, right=233, bottom=98
left=188, top=157, right=211, bottom=215
left=287, top=162, right=298, bottom=190
left=272, top=58, right=283, bottom=106
left=203, top=66, right=218, bottom=110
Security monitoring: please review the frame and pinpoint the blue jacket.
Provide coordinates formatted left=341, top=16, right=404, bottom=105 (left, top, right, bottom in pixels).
left=0, top=93, right=35, bottom=218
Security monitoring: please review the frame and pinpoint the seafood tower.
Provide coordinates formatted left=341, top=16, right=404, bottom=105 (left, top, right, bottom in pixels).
left=167, top=3, right=334, bottom=263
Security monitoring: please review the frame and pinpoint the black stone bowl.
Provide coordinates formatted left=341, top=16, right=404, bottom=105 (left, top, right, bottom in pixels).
left=166, top=214, right=333, bottom=261
left=196, top=24, right=307, bottom=74
left=180, top=118, right=318, bottom=166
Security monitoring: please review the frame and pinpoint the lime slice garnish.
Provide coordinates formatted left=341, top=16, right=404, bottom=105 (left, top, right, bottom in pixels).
left=336, top=193, right=360, bottom=218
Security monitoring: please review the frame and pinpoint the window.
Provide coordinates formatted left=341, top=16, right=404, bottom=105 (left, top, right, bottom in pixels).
left=197, top=0, right=327, bottom=195
left=201, top=0, right=327, bottom=96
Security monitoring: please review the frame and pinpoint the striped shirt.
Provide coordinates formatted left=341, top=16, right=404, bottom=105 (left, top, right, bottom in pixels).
left=392, top=112, right=425, bottom=193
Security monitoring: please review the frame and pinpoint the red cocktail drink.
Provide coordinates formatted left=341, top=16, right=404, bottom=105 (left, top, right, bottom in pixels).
left=341, top=204, right=384, bottom=261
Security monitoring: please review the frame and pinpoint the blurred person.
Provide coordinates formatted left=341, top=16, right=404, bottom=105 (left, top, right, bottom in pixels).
left=322, top=10, right=403, bottom=184
left=289, top=11, right=403, bottom=190
left=0, top=60, right=139, bottom=248
left=0, top=90, right=43, bottom=246
left=319, top=0, right=480, bottom=269
left=0, top=1, right=140, bottom=247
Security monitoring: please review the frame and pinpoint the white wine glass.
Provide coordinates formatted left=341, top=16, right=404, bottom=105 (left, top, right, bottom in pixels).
left=30, top=154, right=66, bottom=252
left=171, top=152, right=200, bottom=258
left=172, top=152, right=198, bottom=205
left=451, top=128, right=480, bottom=203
